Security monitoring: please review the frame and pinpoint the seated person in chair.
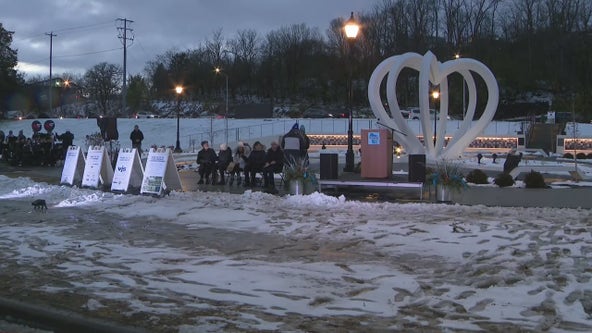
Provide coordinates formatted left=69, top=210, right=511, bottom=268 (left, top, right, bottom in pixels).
left=216, top=143, right=233, bottom=185
left=244, top=141, right=266, bottom=187
left=196, top=140, right=217, bottom=184
left=263, top=141, right=283, bottom=191
left=230, top=142, right=250, bottom=185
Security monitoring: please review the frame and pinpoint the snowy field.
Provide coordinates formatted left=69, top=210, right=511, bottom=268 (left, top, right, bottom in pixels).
left=0, top=175, right=591, bottom=332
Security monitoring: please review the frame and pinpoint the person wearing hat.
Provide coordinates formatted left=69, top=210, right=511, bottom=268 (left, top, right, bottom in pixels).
left=216, top=143, right=233, bottom=185
left=196, top=140, right=218, bottom=185
left=229, top=142, right=250, bottom=186
left=281, top=122, right=309, bottom=164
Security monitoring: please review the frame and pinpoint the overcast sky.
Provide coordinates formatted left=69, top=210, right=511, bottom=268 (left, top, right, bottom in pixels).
left=2, top=0, right=379, bottom=79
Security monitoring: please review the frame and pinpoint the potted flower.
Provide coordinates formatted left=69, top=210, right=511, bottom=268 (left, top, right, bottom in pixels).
left=283, top=156, right=313, bottom=195
left=427, top=160, right=467, bottom=201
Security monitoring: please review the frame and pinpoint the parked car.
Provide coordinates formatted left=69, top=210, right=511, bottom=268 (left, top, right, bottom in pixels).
left=135, top=112, right=158, bottom=119
left=302, top=108, right=333, bottom=118
left=405, top=107, right=450, bottom=120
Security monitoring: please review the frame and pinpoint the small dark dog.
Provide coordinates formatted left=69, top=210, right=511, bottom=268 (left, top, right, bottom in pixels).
left=32, top=199, right=48, bottom=211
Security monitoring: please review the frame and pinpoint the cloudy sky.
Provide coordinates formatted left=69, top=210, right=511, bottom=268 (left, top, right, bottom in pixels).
left=2, top=0, right=380, bottom=79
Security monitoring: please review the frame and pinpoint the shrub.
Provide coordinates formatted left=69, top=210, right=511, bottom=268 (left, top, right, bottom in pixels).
left=588, top=153, right=592, bottom=159
left=576, top=152, right=587, bottom=159
left=465, top=169, right=489, bottom=184
left=524, top=170, right=547, bottom=188
left=494, top=173, right=515, bottom=187
left=563, top=153, right=574, bottom=159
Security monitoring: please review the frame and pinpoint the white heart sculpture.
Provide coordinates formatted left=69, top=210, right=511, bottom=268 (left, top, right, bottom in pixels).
left=368, top=51, right=499, bottom=160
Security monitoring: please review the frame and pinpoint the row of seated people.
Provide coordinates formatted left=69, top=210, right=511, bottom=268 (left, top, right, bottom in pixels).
left=0, top=129, right=74, bottom=167
left=196, top=140, right=285, bottom=191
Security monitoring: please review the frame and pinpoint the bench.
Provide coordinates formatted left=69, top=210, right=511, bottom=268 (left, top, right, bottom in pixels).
left=318, top=180, right=424, bottom=200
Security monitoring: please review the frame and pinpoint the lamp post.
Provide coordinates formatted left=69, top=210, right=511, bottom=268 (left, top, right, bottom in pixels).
left=432, top=90, right=440, bottom=146
left=343, top=11, right=360, bottom=172
left=215, top=67, right=229, bottom=143
left=174, top=85, right=183, bottom=153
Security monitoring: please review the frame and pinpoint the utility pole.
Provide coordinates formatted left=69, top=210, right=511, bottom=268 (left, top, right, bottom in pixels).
left=117, top=18, right=134, bottom=116
left=46, top=32, right=56, bottom=114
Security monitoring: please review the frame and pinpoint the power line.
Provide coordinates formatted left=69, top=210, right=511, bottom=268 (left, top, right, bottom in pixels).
left=20, top=47, right=123, bottom=65
left=52, top=20, right=115, bottom=34
left=13, top=20, right=115, bottom=43
left=54, top=47, right=123, bottom=59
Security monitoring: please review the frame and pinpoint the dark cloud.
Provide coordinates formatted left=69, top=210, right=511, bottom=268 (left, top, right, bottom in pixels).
left=2, top=0, right=378, bottom=78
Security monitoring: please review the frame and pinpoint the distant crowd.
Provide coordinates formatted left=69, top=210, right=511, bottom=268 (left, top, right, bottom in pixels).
left=0, top=120, right=74, bottom=167
left=195, top=123, right=310, bottom=193
left=0, top=121, right=311, bottom=193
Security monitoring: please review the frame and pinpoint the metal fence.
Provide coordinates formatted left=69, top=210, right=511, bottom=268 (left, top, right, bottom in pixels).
left=181, top=118, right=379, bottom=152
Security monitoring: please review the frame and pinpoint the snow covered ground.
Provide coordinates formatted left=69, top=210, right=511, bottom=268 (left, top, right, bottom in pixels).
left=0, top=175, right=591, bottom=332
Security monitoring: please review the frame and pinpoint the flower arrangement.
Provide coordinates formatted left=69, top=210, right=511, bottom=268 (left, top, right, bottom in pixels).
left=428, top=160, right=467, bottom=191
left=283, top=155, right=310, bottom=184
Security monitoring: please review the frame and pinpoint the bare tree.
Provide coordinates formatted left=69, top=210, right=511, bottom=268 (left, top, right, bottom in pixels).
left=228, top=29, right=260, bottom=64
left=442, top=0, right=468, bottom=46
left=405, top=0, right=437, bottom=49
left=204, top=28, right=227, bottom=66
left=83, top=62, right=122, bottom=115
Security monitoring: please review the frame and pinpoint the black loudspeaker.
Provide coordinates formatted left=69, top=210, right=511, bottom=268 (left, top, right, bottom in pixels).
left=97, top=117, right=119, bottom=141
left=408, top=154, right=426, bottom=183
left=320, top=153, right=338, bottom=180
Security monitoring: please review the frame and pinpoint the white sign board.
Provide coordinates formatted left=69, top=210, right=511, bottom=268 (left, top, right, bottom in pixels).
left=81, top=146, right=114, bottom=189
left=60, top=146, right=85, bottom=186
left=140, top=148, right=182, bottom=196
left=111, top=148, right=144, bottom=193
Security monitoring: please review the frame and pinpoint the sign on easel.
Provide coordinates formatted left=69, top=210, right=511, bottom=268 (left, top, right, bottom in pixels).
left=81, top=146, right=114, bottom=189
left=140, top=148, right=182, bottom=196
left=111, top=148, right=144, bottom=193
left=60, top=146, right=85, bottom=186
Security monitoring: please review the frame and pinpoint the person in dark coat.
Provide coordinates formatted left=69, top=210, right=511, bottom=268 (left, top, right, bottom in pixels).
left=281, top=123, right=307, bottom=164
left=57, top=130, right=74, bottom=160
left=196, top=140, right=218, bottom=184
left=0, top=130, right=5, bottom=157
left=130, top=125, right=144, bottom=154
left=503, top=151, right=523, bottom=174
left=263, top=141, right=283, bottom=191
left=244, top=141, right=266, bottom=187
left=216, top=143, right=233, bottom=185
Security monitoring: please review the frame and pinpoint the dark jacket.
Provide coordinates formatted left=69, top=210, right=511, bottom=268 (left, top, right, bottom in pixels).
left=281, top=128, right=308, bottom=159
left=58, top=131, right=74, bottom=148
left=197, top=148, right=217, bottom=165
left=247, top=149, right=266, bottom=169
left=130, top=129, right=144, bottom=144
left=265, top=147, right=284, bottom=168
left=217, top=147, right=233, bottom=168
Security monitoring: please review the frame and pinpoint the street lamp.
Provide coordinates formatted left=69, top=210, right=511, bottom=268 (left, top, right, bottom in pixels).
left=174, top=85, right=184, bottom=153
left=432, top=90, right=440, bottom=146
left=344, top=11, right=360, bottom=172
left=215, top=67, right=229, bottom=143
